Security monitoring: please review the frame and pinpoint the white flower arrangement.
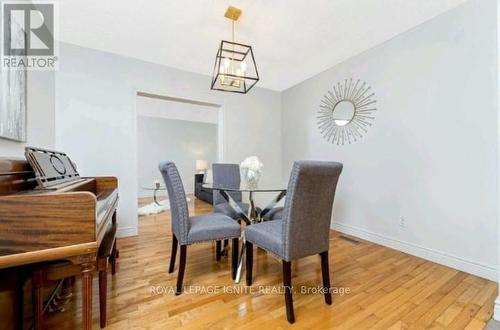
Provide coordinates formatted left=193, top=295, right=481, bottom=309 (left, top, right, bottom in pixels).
left=240, top=156, right=264, bottom=172
left=240, top=156, right=263, bottom=189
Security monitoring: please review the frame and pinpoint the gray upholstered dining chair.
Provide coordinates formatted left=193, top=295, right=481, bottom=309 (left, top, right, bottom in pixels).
left=244, top=161, right=343, bottom=323
left=159, top=161, right=241, bottom=295
left=212, top=163, right=249, bottom=218
left=212, top=163, right=250, bottom=258
left=262, top=206, right=283, bottom=220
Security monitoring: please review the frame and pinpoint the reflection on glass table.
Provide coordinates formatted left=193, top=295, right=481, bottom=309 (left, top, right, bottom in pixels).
left=203, top=182, right=287, bottom=283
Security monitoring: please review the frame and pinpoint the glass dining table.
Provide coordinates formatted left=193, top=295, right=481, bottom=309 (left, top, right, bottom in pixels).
left=203, top=183, right=287, bottom=283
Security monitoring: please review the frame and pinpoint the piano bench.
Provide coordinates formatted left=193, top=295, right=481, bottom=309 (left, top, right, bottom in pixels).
left=31, top=224, right=119, bottom=329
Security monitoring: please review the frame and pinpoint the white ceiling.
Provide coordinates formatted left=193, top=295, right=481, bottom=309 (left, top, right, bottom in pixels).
left=58, top=0, right=467, bottom=91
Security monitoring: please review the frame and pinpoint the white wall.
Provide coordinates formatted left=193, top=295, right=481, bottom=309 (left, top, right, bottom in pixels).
left=137, top=96, right=219, bottom=197
left=136, top=95, right=219, bottom=124
left=495, top=0, right=500, bottom=321
left=282, top=0, right=498, bottom=280
left=0, top=71, right=55, bottom=157
left=55, top=43, right=282, bottom=237
left=137, top=116, right=217, bottom=196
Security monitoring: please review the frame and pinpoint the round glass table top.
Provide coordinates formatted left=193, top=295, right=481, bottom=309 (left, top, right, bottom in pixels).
left=202, top=183, right=286, bottom=193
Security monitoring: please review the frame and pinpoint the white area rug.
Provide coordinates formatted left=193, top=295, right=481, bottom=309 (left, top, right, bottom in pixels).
left=138, top=198, right=191, bottom=216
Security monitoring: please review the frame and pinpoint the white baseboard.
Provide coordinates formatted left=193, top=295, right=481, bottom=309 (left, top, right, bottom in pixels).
left=117, top=226, right=138, bottom=238
left=331, top=222, right=498, bottom=281
left=494, top=297, right=500, bottom=321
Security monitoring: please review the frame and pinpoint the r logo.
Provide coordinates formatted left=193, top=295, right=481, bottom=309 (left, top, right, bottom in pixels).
left=3, top=3, right=54, bottom=56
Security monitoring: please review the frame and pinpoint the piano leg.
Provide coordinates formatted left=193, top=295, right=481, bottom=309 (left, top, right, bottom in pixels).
left=99, top=269, right=107, bottom=328
left=15, top=271, right=26, bottom=330
left=32, top=269, right=44, bottom=330
left=81, top=263, right=94, bottom=330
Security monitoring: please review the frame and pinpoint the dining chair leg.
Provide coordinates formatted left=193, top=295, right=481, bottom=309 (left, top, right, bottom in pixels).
left=216, top=240, right=221, bottom=261
left=320, top=251, right=332, bottom=305
left=223, top=239, right=229, bottom=256
left=175, top=245, right=187, bottom=295
left=231, top=238, right=239, bottom=280
left=282, top=260, right=295, bottom=323
left=169, top=235, right=178, bottom=273
left=245, top=241, right=253, bottom=286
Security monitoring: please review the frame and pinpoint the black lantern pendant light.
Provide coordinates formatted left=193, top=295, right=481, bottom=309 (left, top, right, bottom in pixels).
left=211, top=6, right=259, bottom=94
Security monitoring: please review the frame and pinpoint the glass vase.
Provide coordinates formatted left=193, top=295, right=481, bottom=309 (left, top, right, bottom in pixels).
left=244, top=169, right=261, bottom=190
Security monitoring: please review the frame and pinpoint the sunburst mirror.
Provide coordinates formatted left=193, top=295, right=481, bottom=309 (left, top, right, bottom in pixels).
left=317, top=79, right=377, bottom=145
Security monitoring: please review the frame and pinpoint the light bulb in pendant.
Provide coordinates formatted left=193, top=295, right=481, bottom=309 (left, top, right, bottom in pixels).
left=223, top=57, right=230, bottom=70
left=240, top=60, right=247, bottom=73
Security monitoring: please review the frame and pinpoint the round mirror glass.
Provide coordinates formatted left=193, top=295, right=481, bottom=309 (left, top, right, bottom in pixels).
left=332, top=100, right=355, bottom=126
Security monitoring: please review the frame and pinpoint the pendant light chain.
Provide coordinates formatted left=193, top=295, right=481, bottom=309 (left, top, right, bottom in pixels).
left=231, top=20, right=235, bottom=66
left=232, top=19, right=235, bottom=44
left=231, top=19, right=235, bottom=75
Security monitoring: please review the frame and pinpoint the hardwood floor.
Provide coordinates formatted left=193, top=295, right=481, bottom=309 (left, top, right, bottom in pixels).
left=44, top=197, right=497, bottom=329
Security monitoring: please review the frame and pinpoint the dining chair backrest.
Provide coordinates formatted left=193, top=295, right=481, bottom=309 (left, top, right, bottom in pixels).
left=212, top=163, right=242, bottom=205
left=159, top=161, right=190, bottom=245
left=281, top=161, right=343, bottom=261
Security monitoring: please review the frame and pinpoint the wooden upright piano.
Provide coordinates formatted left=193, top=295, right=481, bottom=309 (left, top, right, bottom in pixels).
left=0, top=147, right=119, bottom=329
